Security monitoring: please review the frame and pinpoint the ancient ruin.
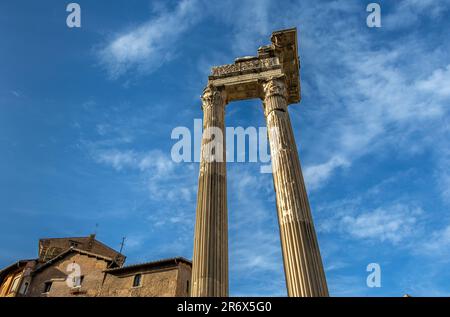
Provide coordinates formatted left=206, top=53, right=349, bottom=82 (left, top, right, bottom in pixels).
left=191, top=28, right=329, bottom=297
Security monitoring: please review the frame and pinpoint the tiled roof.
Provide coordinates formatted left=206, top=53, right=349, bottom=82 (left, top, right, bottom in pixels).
left=33, top=247, right=116, bottom=273
left=104, top=257, right=191, bottom=274
left=0, top=259, right=36, bottom=278
left=39, top=235, right=124, bottom=257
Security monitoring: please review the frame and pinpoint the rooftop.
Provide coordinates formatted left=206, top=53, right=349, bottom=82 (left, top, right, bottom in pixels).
left=104, top=257, right=192, bottom=274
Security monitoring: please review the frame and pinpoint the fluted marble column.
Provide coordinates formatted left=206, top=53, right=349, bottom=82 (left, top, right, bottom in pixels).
left=191, top=84, right=228, bottom=297
left=262, top=76, right=329, bottom=297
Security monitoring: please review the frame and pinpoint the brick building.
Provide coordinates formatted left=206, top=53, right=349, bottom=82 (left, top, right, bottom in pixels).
left=38, top=234, right=126, bottom=266
left=99, top=258, right=192, bottom=297
left=0, top=235, right=191, bottom=297
left=0, top=259, right=37, bottom=297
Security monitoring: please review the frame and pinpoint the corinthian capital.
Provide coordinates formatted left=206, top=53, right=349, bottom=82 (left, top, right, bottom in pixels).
left=262, top=77, right=288, bottom=100
left=201, top=84, right=224, bottom=110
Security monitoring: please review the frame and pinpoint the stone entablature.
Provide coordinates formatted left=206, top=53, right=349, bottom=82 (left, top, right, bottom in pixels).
left=210, top=56, right=280, bottom=78
left=207, top=28, right=300, bottom=105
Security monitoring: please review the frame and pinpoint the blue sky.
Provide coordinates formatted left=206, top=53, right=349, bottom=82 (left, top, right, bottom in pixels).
left=1, top=0, right=450, bottom=296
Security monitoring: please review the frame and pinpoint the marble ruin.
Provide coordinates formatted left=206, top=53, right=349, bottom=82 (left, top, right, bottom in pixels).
left=191, top=28, right=329, bottom=297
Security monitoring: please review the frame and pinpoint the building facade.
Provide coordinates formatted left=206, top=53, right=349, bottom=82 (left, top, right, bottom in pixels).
left=0, top=235, right=191, bottom=297
left=0, top=260, right=36, bottom=297
left=100, top=258, right=191, bottom=297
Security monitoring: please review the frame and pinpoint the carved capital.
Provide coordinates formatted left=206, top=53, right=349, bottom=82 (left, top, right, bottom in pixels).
left=262, top=76, right=288, bottom=100
left=201, top=84, right=225, bottom=110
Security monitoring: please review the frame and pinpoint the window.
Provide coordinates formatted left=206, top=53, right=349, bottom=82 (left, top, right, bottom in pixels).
left=43, top=281, right=52, bottom=293
left=132, top=274, right=141, bottom=287
left=9, top=276, right=21, bottom=293
left=20, top=282, right=29, bottom=295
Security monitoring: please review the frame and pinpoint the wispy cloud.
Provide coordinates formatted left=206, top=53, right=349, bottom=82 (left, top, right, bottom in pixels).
left=304, top=155, right=350, bottom=190
left=384, top=0, right=447, bottom=29
left=94, top=149, right=175, bottom=175
left=92, top=147, right=196, bottom=201
left=319, top=201, right=423, bottom=245
left=327, top=274, right=370, bottom=297
left=11, top=90, right=21, bottom=97
left=204, top=0, right=272, bottom=54
left=416, top=64, right=450, bottom=98
left=97, top=0, right=201, bottom=79
left=91, top=146, right=197, bottom=261
left=340, top=204, right=422, bottom=244
left=420, top=225, right=450, bottom=256
left=225, top=165, right=285, bottom=295
left=272, top=1, right=450, bottom=192
left=95, top=149, right=139, bottom=171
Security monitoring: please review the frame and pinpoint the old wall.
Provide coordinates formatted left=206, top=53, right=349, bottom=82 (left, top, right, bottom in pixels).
left=0, top=270, right=22, bottom=297
left=27, top=253, right=109, bottom=297
left=175, top=262, right=192, bottom=297
left=99, top=267, right=179, bottom=297
left=39, top=236, right=125, bottom=265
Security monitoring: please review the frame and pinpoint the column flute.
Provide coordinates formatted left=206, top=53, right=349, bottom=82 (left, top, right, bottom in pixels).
left=262, top=76, right=329, bottom=297
left=191, top=84, right=229, bottom=297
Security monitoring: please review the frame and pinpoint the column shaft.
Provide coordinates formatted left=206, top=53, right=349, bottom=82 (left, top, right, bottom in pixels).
left=191, top=85, right=228, bottom=297
left=263, top=77, right=329, bottom=297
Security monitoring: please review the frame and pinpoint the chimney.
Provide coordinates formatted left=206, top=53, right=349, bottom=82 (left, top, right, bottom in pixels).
left=87, top=234, right=96, bottom=251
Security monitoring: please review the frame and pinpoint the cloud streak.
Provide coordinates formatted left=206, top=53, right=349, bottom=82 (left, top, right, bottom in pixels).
left=97, top=0, right=201, bottom=79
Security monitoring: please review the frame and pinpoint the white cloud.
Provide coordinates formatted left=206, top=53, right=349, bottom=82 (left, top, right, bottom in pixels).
left=264, top=1, right=450, bottom=192
left=325, top=260, right=349, bottom=273
left=227, top=166, right=274, bottom=229
left=95, top=149, right=138, bottom=171
left=95, top=148, right=177, bottom=177
left=339, top=204, right=422, bottom=244
left=317, top=186, right=424, bottom=245
left=304, top=156, right=350, bottom=190
left=421, top=225, right=450, bottom=255
left=327, top=274, right=369, bottom=297
left=92, top=148, right=196, bottom=200
left=98, top=0, right=201, bottom=78
left=207, top=0, right=272, bottom=54
left=437, top=145, right=450, bottom=204
left=384, top=0, right=446, bottom=29
left=231, top=230, right=282, bottom=273
left=225, top=165, right=284, bottom=295
left=416, top=64, right=450, bottom=98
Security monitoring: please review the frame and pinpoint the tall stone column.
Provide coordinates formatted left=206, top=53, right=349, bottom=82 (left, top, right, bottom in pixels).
left=191, top=84, right=228, bottom=297
left=262, top=76, right=329, bottom=297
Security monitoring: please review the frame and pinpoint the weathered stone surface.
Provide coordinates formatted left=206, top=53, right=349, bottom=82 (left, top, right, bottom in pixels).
left=191, top=28, right=328, bottom=297
left=191, top=84, right=228, bottom=297
left=100, top=263, right=191, bottom=297
left=38, top=234, right=125, bottom=266
left=208, top=28, right=300, bottom=105
left=211, top=57, right=280, bottom=78
left=27, top=252, right=110, bottom=297
left=263, top=76, right=328, bottom=297
left=25, top=247, right=191, bottom=297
